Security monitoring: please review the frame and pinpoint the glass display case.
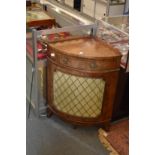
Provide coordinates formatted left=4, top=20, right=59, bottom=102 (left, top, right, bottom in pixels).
left=102, top=15, right=129, bottom=33
left=96, top=15, right=129, bottom=70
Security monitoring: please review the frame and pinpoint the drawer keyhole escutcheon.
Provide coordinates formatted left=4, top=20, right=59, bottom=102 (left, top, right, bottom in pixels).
left=90, top=62, right=97, bottom=69
left=63, top=57, right=68, bottom=64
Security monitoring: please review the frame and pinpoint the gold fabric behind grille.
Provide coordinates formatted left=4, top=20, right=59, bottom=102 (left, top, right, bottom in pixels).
left=53, top=71, right=105, bottom=118
left=38, top=66, right=46, bottom=99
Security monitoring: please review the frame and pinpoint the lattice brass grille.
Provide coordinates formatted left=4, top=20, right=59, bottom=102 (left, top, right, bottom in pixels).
left=53, top=71, right=105, bottom=118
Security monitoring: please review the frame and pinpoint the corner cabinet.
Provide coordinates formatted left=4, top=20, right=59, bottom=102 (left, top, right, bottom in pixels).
left=47, top=37, right=121, bottom=130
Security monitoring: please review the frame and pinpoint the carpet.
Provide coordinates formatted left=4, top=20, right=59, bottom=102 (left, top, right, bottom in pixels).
left=98, top=119, right=129, bottom=155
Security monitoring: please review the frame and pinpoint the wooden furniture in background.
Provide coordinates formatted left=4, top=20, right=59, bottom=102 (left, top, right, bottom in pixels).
left=26, top=10, right=55, bottom=28
left=47, top=36, right=121, bottom=130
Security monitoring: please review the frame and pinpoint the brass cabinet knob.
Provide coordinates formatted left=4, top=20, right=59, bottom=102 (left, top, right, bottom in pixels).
left=90, top=62, right=97, bottom=69
left=63, top=57, right=69, bottom=64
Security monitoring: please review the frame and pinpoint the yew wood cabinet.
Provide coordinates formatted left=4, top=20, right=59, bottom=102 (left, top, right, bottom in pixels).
left=47, top=36, right=121, bottom=130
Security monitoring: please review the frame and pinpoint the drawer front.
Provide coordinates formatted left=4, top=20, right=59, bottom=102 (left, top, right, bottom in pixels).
left=48, top=50, right=120, bottom=71
left=59, top=55, right=120, bottom=71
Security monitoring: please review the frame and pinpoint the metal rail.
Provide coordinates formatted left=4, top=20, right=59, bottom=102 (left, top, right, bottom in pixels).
left=38, top=23, right=97, bottom=36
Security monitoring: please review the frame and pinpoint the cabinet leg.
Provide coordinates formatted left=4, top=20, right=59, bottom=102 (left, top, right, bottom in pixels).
left=103, top=121, right=111, bottom=132
left=72, top=125, right=77, bottom=129
left=47, top=107, right=53, bottom=118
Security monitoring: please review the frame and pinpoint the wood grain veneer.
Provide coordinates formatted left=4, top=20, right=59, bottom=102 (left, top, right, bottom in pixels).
left=47, top=36, right=122, bottom=131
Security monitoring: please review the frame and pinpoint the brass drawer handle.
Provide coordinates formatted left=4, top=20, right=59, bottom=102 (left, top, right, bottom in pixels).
left=90, top=62, right=97, bottom=69
left=62, top=57, right=69, bottom=64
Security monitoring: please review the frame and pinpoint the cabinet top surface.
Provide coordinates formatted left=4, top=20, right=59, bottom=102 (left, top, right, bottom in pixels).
left=48, top=37, right=121, bottom=59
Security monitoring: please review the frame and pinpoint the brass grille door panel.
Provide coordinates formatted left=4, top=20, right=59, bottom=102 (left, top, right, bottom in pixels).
left=53, top=71, right=105, bottom=118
